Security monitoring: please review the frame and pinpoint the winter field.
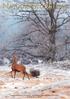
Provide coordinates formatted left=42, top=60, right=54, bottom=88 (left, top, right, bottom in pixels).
left=0, top=60, right=70, bottom=99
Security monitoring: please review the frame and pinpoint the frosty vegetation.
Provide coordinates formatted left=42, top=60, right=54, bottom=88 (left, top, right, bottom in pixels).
left=0, top=0, right=70, bottom=64
left=0, top=60, right=70, bottom=98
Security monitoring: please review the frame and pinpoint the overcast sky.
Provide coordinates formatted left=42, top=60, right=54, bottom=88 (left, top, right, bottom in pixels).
left=0, top=0, right=69, bottom=3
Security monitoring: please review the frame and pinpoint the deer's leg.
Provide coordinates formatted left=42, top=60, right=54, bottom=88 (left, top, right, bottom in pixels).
left=10, top=71, right=13, bottom=78
left=25, top=72, right=30, bottom=80
left=10, top=71, right=15, bottom=78
left=23, top=72, right=25, bottom=80
left=20, top=71, right=25, bottom=80
left=13, top=71, right=16, bottom=78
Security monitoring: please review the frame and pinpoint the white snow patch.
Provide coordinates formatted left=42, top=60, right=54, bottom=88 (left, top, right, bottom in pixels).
left=0, top=60, right=70, bottom=96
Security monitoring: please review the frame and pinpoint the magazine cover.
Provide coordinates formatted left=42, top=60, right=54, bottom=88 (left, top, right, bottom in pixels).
left=0, top=0, right=70, bottom=99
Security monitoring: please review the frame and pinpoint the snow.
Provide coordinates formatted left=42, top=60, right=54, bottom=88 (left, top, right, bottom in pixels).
left=0, top=65, right=11, bottom=71
left=0, top=60, right=70, bottom=98
left=3, top=58, right=10, bottom=65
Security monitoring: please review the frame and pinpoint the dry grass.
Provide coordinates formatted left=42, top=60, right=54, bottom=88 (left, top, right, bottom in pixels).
left=0, top=70, right=70, bottom=99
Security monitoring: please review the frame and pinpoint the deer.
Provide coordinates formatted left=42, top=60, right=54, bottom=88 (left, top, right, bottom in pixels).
left=10, top=53, right=30, bottom=80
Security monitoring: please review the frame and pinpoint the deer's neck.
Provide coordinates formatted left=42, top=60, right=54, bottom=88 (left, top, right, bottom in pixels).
left=12, top=62, right=17, bottom=67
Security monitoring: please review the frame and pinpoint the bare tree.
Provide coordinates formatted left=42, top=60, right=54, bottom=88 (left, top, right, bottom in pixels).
left=64, top=35, right=70, bottom=59
left=25, top=0, right=70, bottom=61
left=10, top=0, right=70, bottom=61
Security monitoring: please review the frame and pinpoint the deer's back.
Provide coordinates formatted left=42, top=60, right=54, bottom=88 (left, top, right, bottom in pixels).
left=12, top=64, right=26, bottom=72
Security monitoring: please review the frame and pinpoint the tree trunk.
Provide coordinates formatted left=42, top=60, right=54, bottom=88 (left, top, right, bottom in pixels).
left=48, top=30, right=56, bottom=61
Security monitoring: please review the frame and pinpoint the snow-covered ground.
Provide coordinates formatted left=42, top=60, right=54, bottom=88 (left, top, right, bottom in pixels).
left=0, top=60, right=70, bottom=99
